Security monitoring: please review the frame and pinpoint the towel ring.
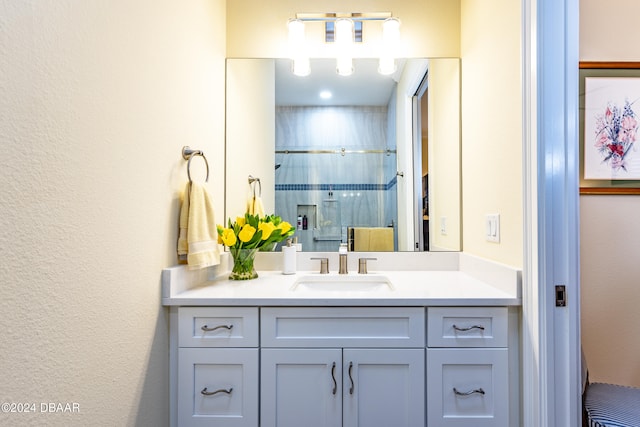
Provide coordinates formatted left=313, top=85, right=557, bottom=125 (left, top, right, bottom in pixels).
left=182, top=146, right=209, bottom=183
left=248, top=175, right=261, bottom=197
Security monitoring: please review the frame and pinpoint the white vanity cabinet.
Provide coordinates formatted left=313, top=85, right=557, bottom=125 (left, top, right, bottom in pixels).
left=260, top=307, right=426, bottom=427
left=426, top=307, right=512, bottom=427
left=176, top=307, right=259, bottom=427
left=169, top=304, right=519, bottom=427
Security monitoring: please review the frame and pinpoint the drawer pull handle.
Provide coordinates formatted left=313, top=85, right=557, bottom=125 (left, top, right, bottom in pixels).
left=453, top=387, right=485, bottom=396
left=452, top=324, right=485, bottom=332
left=201, top=324, right=233, bottom=332
left=331, top=362, right=337, bottom=395
left=348, top=362, right=354, bottom=395
left=201, top=387, right=233, bottom=396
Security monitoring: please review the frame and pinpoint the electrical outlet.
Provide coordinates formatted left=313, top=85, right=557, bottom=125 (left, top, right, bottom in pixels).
left=485, top=214, right=500, bottom=242
left=440, top=217, right=447, bottom=235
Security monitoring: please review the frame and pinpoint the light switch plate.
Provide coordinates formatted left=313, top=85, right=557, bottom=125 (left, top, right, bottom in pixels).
left=440, top=216, right=447, bottom=235
left=485, top=214, right=500, bottom=242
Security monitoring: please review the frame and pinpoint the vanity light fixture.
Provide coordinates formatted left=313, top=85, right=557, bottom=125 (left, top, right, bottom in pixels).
left=288, top=18, right=310, bottom=76
left=292, top=57, right=311, bottom=77
left=378, top=17, right=401, bottom=75
left=319, top=90, right=333, bottom=99
left=287, top=12, right=401, bottom=77
left=334, top=18, right=354, bottom=76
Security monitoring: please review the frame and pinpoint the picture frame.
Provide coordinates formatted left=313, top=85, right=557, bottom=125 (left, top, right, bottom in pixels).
left=580, top=62, right=640, bottom=195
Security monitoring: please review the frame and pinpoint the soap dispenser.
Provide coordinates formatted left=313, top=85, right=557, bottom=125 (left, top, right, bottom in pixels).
left=282, top=239, right=296, bottom=275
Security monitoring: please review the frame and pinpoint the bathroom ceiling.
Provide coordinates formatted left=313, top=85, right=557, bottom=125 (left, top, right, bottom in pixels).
left=275, top=58, right=405, bottom=107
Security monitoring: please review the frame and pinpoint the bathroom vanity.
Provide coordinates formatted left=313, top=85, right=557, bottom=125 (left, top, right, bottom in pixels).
left=162, top=252, right=521, bottom=427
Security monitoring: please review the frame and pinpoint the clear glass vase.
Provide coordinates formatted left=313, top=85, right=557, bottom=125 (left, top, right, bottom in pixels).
left=229, top=248, right=258, bottom=280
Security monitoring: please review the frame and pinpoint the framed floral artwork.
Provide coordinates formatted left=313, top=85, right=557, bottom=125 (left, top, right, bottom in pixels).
left=580, top=62, right=640, bottom=194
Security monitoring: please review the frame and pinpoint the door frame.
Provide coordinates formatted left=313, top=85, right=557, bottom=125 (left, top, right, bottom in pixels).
left=522, top=0, right=582, bottom=425
left=412, top=70, right=429, bottom=251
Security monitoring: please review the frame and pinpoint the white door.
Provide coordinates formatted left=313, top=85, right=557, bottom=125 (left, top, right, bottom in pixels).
left=261, top=348, right=342, bottom=427
left=342, top=348, right=425, bottom=427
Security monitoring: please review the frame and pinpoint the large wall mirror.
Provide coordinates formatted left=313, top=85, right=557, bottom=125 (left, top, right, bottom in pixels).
left=225, top=57, right=461, bottom=252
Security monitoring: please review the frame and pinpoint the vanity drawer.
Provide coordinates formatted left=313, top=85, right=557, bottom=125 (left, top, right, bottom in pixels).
left=427, top=307, right=508, bottom=348
left=178, top=348, right=258, bottom=427
left=427, top=348, right=509, bottom=427
left=178, top=307, right=258, bottom=348
left=261, top=307, right=425, bottom=348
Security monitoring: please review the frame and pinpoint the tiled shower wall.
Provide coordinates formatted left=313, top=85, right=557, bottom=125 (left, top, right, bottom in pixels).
left=275, top=105, right=398, bottom=251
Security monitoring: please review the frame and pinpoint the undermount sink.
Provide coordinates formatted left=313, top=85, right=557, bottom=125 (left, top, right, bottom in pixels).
left=291, top=274, right=394, bottom=292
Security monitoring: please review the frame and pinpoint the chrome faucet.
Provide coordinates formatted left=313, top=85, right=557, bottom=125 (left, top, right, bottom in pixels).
left=338, top=243, right=348, bottom=274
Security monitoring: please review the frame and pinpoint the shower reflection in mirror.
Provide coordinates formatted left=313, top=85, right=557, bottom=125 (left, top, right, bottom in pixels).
left=275, top=105, right=398, bottom=252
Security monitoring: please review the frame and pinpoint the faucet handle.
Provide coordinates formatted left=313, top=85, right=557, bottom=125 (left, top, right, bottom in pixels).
left=358, top=258, right=377, bottom=274
left=310, top=257, right=329, bottom=274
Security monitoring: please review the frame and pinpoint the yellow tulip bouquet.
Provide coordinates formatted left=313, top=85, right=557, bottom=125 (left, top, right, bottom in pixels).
left=217, top=213, right=294, bottom=280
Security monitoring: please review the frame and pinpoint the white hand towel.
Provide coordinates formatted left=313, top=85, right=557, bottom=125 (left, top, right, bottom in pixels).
left=246, top=195, right=265, bottom=217
left=178, top=182, right=220, bottom=269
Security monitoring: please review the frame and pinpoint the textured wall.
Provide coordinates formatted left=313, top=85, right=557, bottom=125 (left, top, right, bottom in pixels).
left=428, top=58, right=462, bottom=252
left=580, top=0, right=640, bottom=61
left=580, top=196, right=640, bottom=387
left=460, top=0, right=523, bottom=268
left=225, top=59, right=275, bottom=219
left=0, top=1, right=226, bottom=425
left=580, top=0, right=640, bottom=387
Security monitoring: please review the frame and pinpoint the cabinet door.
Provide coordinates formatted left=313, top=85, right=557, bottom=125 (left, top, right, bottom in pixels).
left=427, top=348, right=508, bottom=427
left=343, top=349, right=425, bottom=427
left=177, top=348, right=258, bottom=427
left=261, top=348, right=342, bottom=427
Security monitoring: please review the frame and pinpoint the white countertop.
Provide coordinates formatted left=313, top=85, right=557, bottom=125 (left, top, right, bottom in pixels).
left=162, top=268, right=521, bottom=307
